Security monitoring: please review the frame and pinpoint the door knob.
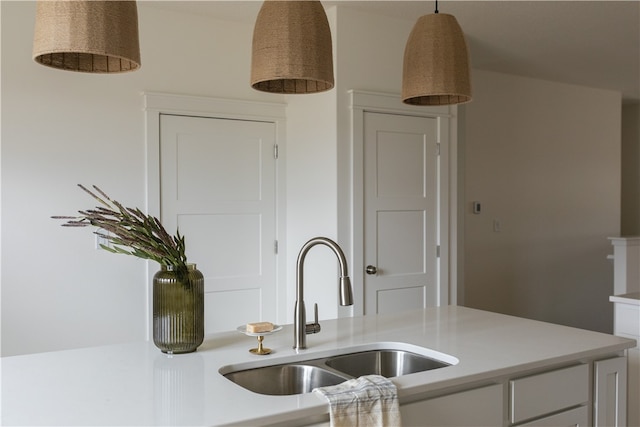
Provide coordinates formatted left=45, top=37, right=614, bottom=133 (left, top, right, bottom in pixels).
left=365, top=265, right=377, bottom=275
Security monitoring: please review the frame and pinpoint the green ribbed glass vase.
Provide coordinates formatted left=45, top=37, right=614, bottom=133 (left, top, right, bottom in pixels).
left=153, top=263, right=204, bottom=354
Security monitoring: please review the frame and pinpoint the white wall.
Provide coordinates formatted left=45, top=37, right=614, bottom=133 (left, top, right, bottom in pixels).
left=462, top=70, right=621, bottom=333
left=0, top=2, right=284, bottom=356
left=284, top=5, right=339, bottom=320
left=1, top=1, right=628, bottom=356
left=621, top=103, right=640, bottom=236
left=3, top=1, right=147, bottom=356
left=285, top=90, right=340, bottom=321
left=0, top=1, right=359, bottom=356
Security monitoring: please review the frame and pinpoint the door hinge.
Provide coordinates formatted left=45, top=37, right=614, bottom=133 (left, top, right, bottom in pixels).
left=274, top=144, right=279, bottom=159
left=436, top=245, right=441, bottom=258
left=436, top=143, right=441, bottom=156
left=274, top=240, right=279, bottom=254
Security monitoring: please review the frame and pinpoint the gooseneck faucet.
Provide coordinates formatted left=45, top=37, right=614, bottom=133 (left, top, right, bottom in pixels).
left=294, top=237, right=354, bottom=350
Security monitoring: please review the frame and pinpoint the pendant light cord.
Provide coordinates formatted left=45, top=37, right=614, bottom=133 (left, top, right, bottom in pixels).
left=435, top=0, right=439, bottom=13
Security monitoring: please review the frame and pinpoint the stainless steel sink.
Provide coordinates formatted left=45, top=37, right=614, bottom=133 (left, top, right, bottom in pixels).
left=223, top=364, right=349, bottom=396
left=221, top=343, right=457, bottom=396
left=325, top=349, right=451, bottom=378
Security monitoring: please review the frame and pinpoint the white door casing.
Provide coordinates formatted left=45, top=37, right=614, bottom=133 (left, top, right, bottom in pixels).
left=363, top=112, right=438, bottom=314
left=348, top=91, right=457, bottom=316
left=144, top=93, right=287, bottom=338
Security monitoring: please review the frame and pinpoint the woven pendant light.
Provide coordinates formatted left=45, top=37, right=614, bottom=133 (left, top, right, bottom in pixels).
left=402, top=6, right=471, bottom=105
left=33, top=0, right=141, bottom=73
left=251, top=0, right=334, bottom=94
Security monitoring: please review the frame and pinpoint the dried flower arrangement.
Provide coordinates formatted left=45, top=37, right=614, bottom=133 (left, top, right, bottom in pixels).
left=53, top=184, right=187, bottom=271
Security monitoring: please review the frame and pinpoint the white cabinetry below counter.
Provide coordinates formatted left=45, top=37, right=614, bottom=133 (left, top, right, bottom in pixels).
left=397, top=356, right=626, bottom=427
left=609, top=293, right=639, bottom=426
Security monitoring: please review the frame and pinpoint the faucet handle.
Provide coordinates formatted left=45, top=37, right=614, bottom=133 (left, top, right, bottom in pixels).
left=305, top=303, right=321, bottom=334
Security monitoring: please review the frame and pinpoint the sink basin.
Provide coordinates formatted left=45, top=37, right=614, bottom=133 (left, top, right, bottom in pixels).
left=223, top=364, right=349, bottom=396
left=221, top=342, right=457, bottom=395
left=325, top=349, right=451, bottom=378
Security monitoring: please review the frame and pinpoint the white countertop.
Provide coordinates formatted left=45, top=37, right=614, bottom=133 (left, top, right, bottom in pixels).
left=610, top=292, right=640, bottom=305
left=1, top=306, right=635, bottom=426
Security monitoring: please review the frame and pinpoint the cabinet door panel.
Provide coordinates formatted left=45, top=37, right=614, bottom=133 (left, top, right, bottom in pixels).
left=401, top=384, right=503, bottom=426
left=594, top=356, right=627, bottom=427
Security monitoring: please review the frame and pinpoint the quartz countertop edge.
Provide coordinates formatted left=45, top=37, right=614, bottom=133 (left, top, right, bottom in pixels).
left=610, top=292, right=640, bottom=305
left=1, top=306, right=636, bottom=427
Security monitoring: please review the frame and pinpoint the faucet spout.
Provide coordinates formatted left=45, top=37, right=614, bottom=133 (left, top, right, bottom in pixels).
left=294, top=237, right=353, bottom=350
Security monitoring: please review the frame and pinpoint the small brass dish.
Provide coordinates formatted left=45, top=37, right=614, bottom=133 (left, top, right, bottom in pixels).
left=237, top=324, right=283, bottom=355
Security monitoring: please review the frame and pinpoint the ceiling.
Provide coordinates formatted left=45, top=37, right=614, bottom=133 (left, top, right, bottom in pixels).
left=147, top=1, right=640, bottom=103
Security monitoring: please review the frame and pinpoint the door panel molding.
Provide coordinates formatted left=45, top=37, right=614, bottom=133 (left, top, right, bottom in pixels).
left=348, top=90, right=458, bottom=316
left=143, top=92, right=286, bottom=339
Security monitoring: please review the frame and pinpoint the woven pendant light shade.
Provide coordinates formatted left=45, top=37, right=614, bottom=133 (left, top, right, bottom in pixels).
left=251, top=0, right=334, bottom=94
left=33, top=1, right=141, bottom=73
left=402, top=13, right=471, bottom=105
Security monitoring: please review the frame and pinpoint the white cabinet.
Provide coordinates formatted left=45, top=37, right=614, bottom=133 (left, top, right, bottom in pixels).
left=517, top=406, right=588, bottom=427
left=610, top=293, right=640, bottom=349
left=400, top=384, right=503, bottom=426
left=628, top=348, right=640, bottom=427
left=608, top=237, right=640, bottom=295
left=594, top=357, right=627, bottom=427
left=509, top=364, right=589, bottom=425
left=395, top=357, right=626, bottom=427
left=609, top=292, right=638, bottom=426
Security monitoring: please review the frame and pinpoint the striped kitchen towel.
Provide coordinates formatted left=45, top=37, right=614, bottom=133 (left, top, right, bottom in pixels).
left=313, top=374, right=401, bottom=427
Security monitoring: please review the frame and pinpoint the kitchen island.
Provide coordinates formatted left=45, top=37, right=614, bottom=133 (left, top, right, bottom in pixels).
left=1, top=306, right=635, bottom=426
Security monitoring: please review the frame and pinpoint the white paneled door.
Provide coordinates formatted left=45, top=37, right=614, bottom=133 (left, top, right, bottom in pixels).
left=364, top=112, right=438, bottom=315
left=160, top=114, right=277, bottom=334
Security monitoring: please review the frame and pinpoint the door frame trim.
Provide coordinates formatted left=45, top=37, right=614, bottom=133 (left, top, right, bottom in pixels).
left=347, top=90, right=459, bottom=315
left=143, top=92, right=287, bottom=339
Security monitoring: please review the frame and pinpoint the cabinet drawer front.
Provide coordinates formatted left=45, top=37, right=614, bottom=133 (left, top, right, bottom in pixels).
left=517, top=405, right=589, bottom=427
left=401, top=384, right=503, bottom=427
left=510, top=364, right=589, bottom=424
